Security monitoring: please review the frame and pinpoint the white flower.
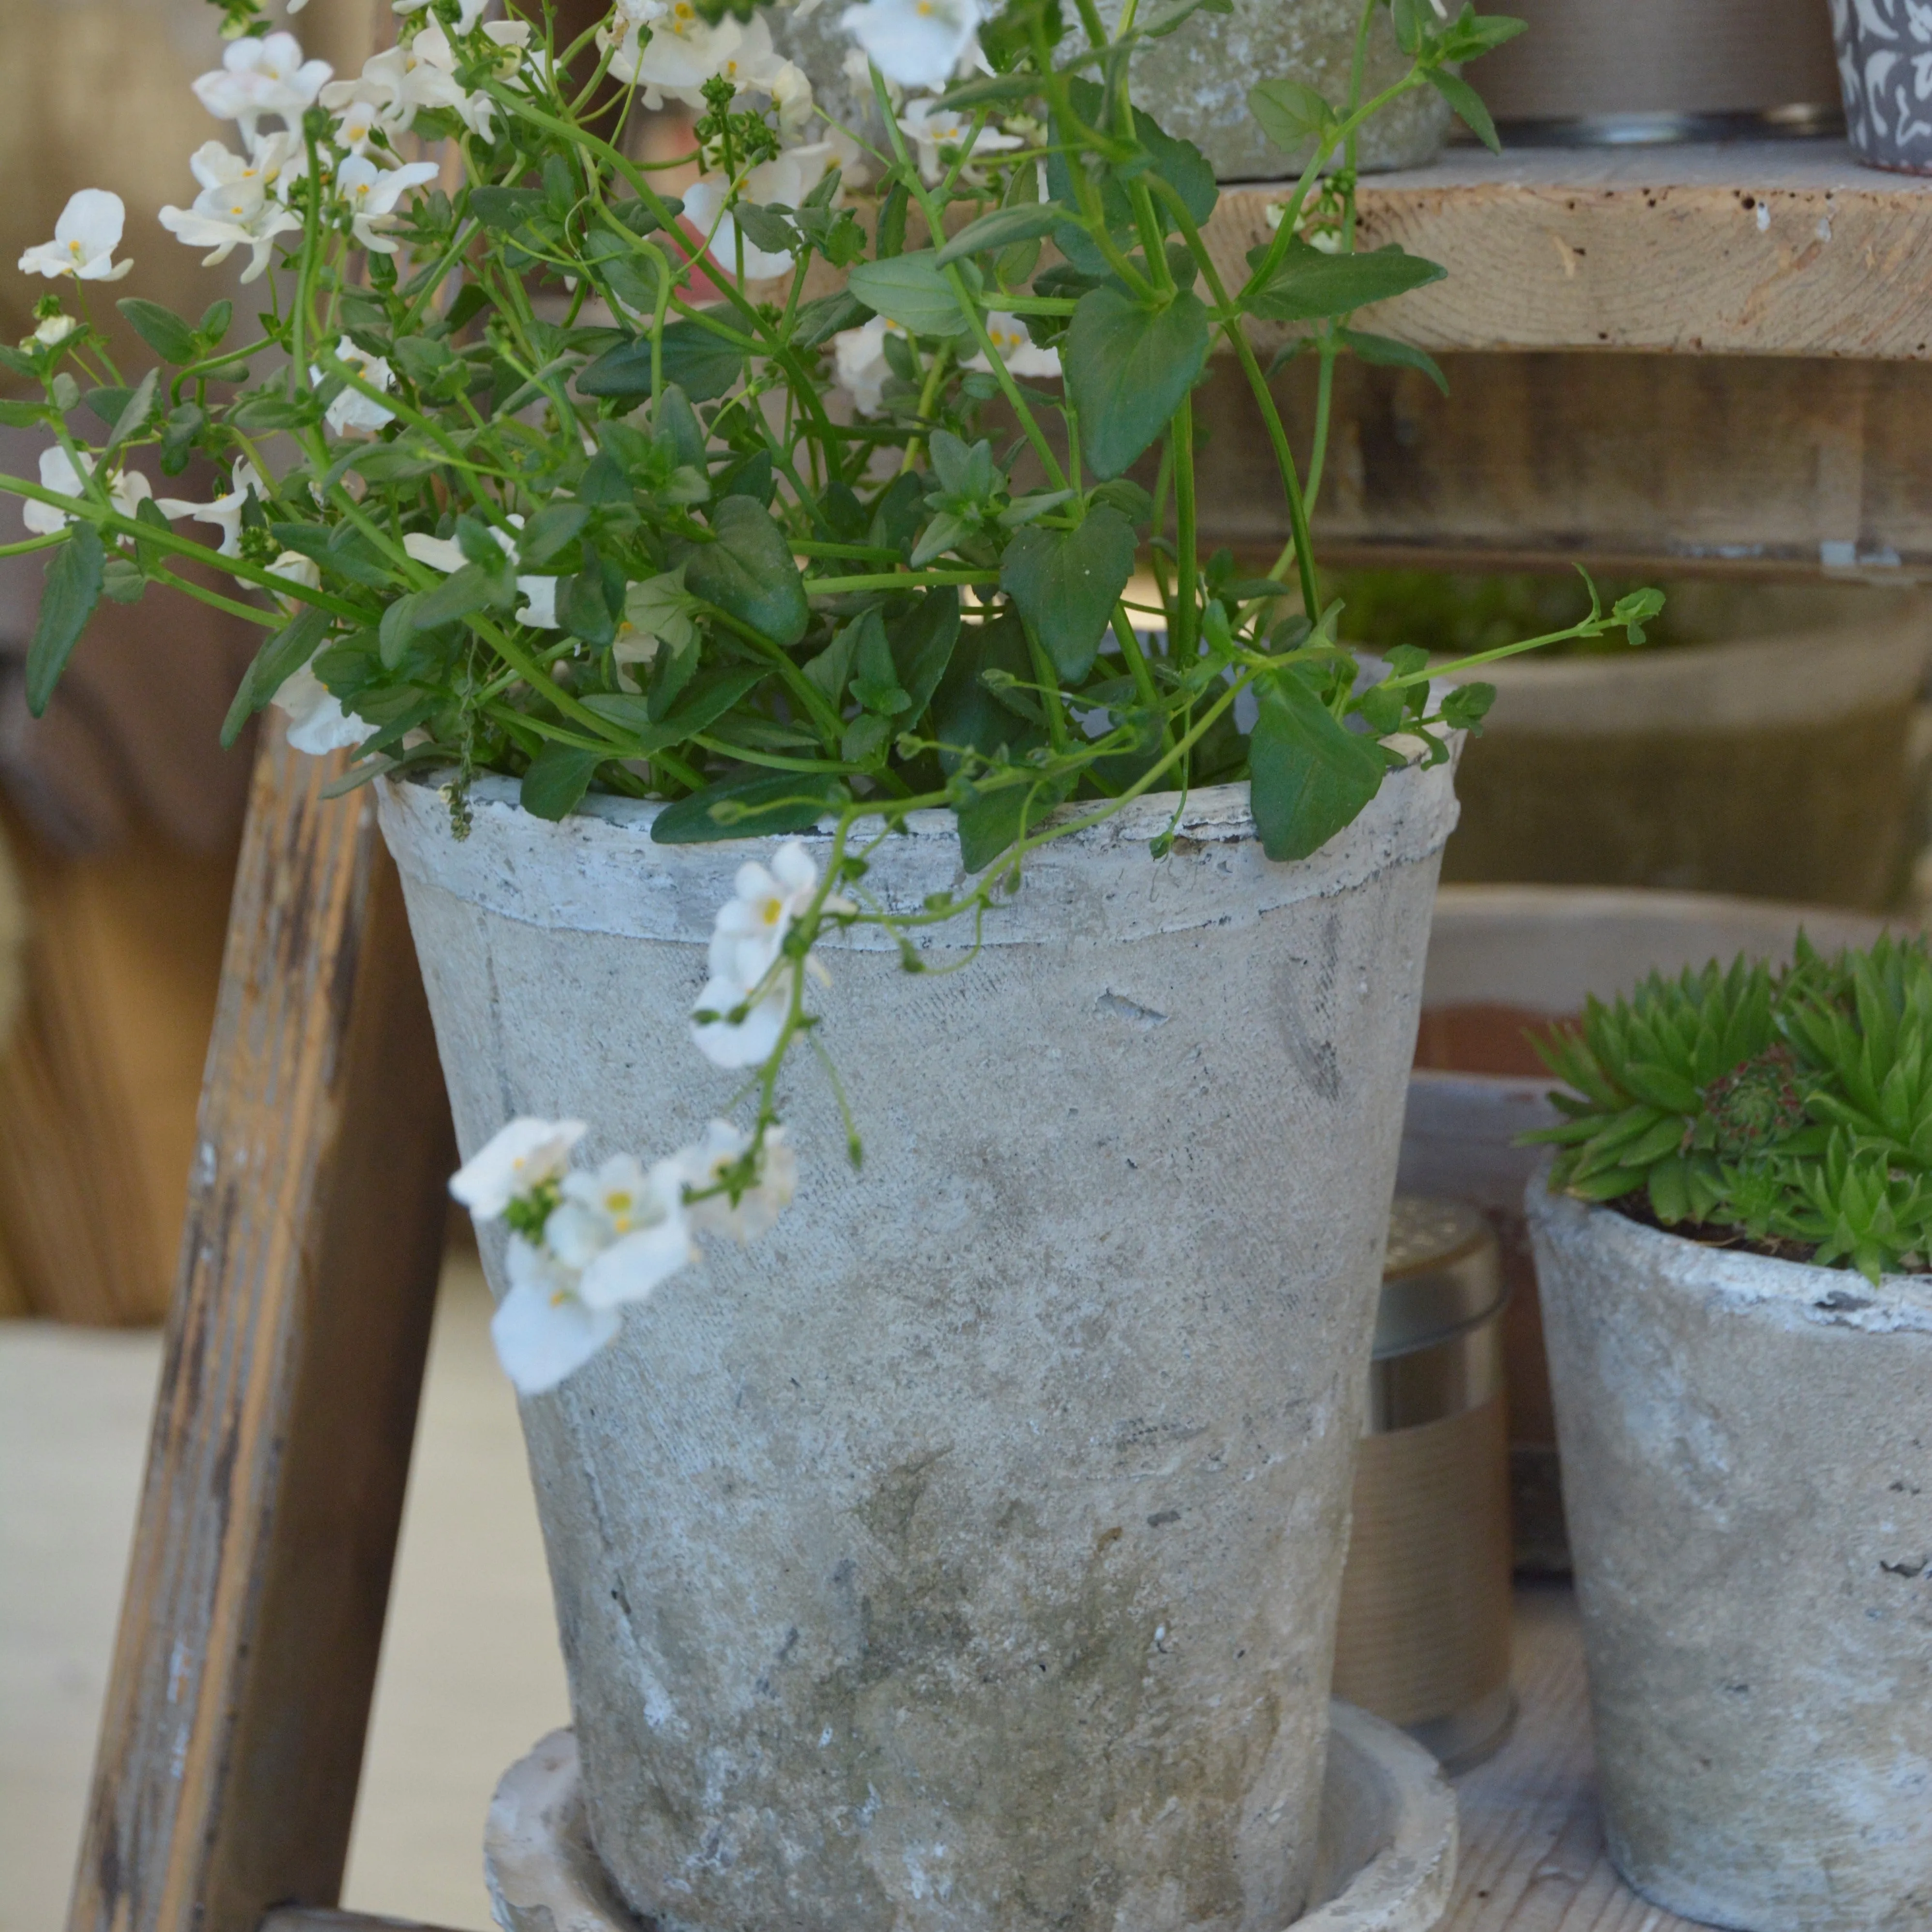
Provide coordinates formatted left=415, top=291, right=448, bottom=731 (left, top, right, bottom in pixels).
left=683, top=144, right=835, bottom=280
left=17, top=190, right=133, bottom=282
left=965, top=311, right=1060, bottom=379
left=32, top=312, right=79, bottom=346
left=614, top=566, right=700, bottom=681
left=691, top=839, right=848, bottom=1068
left=709, top=838, right=823, bottom=990
left=335, top=154, right=441, bottom=252
left=271, top=657, right=371, bottom=755
left=314, top=337, right=396, bottom=434
left=267, top=548, right=321, bottom=597
left=673, top=1120, right=797, bottom=1241
left=320, top=25, right=488, bottom=140
left=395, top=0, right=492, bottom=32
left=898, top=96, right=1019, bottom=184
left=403, top=518, right=561, bottom=630
left=161, top=139, right=306, bottom=279
left=155, top=459, right=267, bottom=557
left=187, top=133, right=306, bottom=210
left=841, top=0, right=983, bottom=91
left=450, top=1116, right=589, bottom=1218
left=547, top=1155, right=696, bottom=1309
left=832, top=314, right=905, bottom=415
left=692, top=969, right=791, bottom=1067
left=489, top=1233, right=621, bottom=1396
left=192, top=33, right=333, bottom=144
left=21, top=445, right=151, bottom=536
left=158, top=197, right=303, bottom=282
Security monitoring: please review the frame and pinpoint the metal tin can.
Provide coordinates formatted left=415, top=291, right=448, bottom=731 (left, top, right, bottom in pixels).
left=1332, top=1197, right=1516, bottom=1771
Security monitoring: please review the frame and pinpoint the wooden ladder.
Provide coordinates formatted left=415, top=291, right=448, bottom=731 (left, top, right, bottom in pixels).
left=64, top=723, right=459, bottom=1932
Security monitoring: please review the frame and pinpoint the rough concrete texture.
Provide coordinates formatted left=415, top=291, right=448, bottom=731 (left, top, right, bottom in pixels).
left=768, top=0, right=1448, bottom=185
left=485, top=1705, right=1457, bottom=1932
left=377, top=769, right=1460, bottom=1932
left=1527, top=1184, right=1932, bottom=1932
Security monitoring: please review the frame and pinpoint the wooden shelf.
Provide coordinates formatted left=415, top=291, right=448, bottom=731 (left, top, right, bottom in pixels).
left=1449, top=1584, right=1698, bottom=1931
left=1206, top=139, right=1932, bottom=361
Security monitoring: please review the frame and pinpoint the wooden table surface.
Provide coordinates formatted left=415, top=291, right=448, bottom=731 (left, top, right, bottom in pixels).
left=1448, top=1586, right=1696, bottom=1932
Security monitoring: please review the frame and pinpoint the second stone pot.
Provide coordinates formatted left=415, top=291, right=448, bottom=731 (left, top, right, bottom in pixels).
left=1528, top=1183, right=1932, bottom=1932
left=380, top=764, right=1460, bottom=1932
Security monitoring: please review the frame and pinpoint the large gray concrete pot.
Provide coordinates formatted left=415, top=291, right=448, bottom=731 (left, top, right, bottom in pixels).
left=772, top=0, right=1448, bottom=183
left=1526, top=1184, right=1932, bottom=1932
left=377, top=764, right=1461, bottom=1932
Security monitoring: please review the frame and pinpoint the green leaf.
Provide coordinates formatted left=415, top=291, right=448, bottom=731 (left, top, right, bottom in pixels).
left=958, top=772, right=1068, bottom=872
left=516, top=502, right=591, bottom=568
left=410, top=561, right=501, bottom=633
left=117, top=298, right=200, bottom=365
left=583, top=664, right=769, bottom=752
left=25, top=525, right=105, bottom=714
left=933, top=71, right=1041, bottom=110
left=199, top=298, right=233, bottom=345
left=469, top=186, right=549, bottom=234
left=520, top=743, right=604, bottom=821
left=734, top=203, right=799, bottom=256
left=1336, top=327, right=1448, bottom=394
left=576, top=317, right=745, bottom=403
left=847, top=251, right=982, bottom=339
left=1427, top=68, right=1502, bottom=154
left=559, top=553, right=618, bottom=648
left=84, top=384, right=133, bottom=430
left=221, top=602, right=331, bottom=747
left=1062, top=287, right=1211, bottom=481
left=935, top=203, right=1066, bottom=266
left=683, top=496, right=808, bottom=646
left=651, top=767, right=849, bottom=843
left=888, top=587, right=961, bottom=719
left=1248, top=78, right=1339, bottom=154
left=0, top=398, right=52, bottom=428
left=793, top=290, right=869, bottom=351
left=999, top=506, right=1136, bottom=681
left=1440, top=682, right=1496, bottom=730
left=1246, top=241, right=1447, bottom=322
left=1621, top=1060, right=1703, bottom=1114
left=1248, top=671, right=1386, bottom=862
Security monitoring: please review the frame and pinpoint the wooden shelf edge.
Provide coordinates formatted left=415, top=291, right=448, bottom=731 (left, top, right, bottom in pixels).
left=1202, top=138, right=1932, bottom=360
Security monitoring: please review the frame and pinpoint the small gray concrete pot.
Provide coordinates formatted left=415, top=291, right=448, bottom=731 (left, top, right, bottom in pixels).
left=769, top=0, right=1448, bottom=184
left=1527, top=1183, right=1932, bottom=1932
left=378, top=763, right=1460, bottom=1932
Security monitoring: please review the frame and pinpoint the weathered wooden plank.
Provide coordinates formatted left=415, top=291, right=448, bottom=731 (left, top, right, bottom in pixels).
left=1190, top=351, right=1932, bottom=579
left=260, top=1909, right=468, bottom=1932
left=1447, top=1587, right=1699, bottom=1931
left=67, top=722, right=453, bottom=1932
left=1207, top=140, right=1932, bottom=360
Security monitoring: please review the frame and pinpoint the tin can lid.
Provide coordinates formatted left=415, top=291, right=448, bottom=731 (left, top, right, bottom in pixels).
left=1375, top=1197, right=1504, bottom=1359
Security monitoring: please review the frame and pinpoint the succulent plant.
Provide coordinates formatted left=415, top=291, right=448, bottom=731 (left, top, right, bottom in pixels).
left=1530, top=935, right=1932, bottom=1283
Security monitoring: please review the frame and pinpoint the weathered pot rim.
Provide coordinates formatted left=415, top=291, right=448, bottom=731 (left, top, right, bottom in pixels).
left=1438, top=609, right=1931, bottom=734
left=1525, top=1176, right=1932, bottom=1337
left=377, top=756, right=1460, bottom=950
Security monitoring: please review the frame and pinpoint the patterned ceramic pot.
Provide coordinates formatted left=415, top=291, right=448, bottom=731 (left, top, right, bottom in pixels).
left=1831, top=0, right=1932, bottom=173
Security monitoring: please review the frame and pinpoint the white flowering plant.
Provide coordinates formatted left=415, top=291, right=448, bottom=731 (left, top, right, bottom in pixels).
left=2, top=0, right=1662, bottom=1389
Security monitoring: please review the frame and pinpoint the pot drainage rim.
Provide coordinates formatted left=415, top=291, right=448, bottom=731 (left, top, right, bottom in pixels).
left=483, top=1700, right=1458, bottom=1932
